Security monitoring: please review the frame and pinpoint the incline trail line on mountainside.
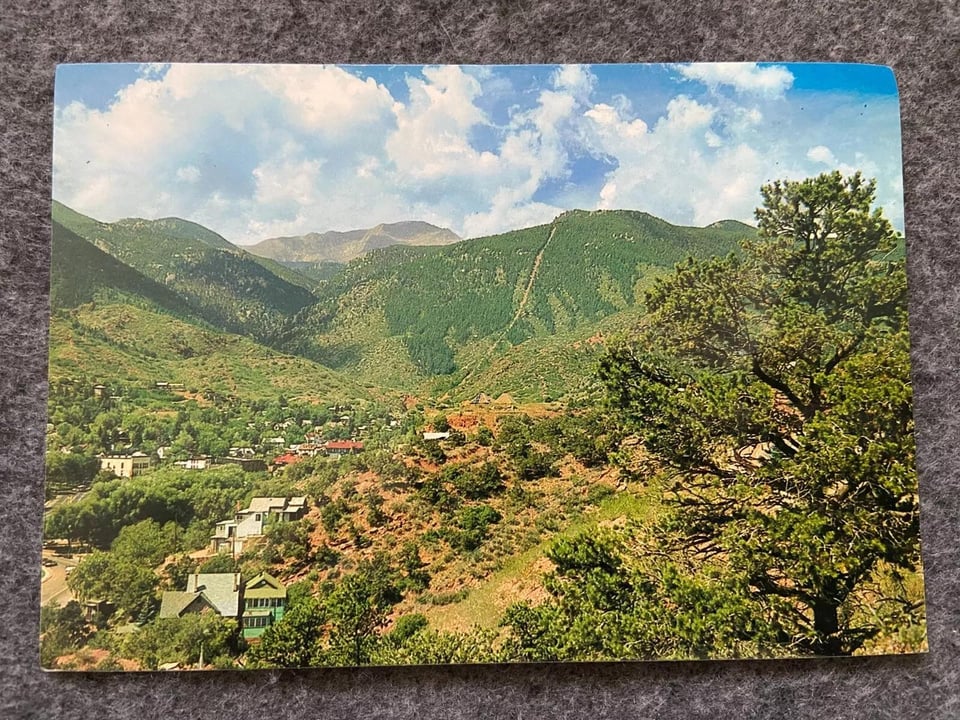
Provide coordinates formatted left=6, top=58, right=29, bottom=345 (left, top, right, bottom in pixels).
left=459, top=223, right=557, bottom=386
left=510, top=224, right=555, bottom=333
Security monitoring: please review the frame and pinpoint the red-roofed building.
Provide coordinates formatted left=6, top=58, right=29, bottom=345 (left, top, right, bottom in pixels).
left=271, top=452, right=302, bottom=467
left=325, top=440, right=364, bottom=455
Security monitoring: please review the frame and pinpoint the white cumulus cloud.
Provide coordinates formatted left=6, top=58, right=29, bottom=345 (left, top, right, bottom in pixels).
left=53, top=64, right=904, bottom=243
left=807, top=145, right=837, bottom=164
left=676, top=63, right=794, bottom=97
left=580, top=94, right=769, bottom=226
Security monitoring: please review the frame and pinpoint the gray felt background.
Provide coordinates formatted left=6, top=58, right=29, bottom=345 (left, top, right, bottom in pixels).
left=1, top=2, right=958, bottom=718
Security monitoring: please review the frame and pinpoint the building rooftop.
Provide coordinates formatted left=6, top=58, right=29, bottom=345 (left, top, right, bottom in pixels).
left=243, top=572, right=286, bottom=599
left=184, top=573, right=241, bottom=617
left=245, top=497, right=290, bottom=513
left=325, top=440, right=364, bottom=450
left=158, top=591, right=207, bottom=619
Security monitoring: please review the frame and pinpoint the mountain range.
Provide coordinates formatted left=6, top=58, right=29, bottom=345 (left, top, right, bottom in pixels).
left=48, top=219, right=368, bottom=401
left=48, top=201, right=756, bottom=402
left=285, top=209, right=753, bottom=391
left=52, top=200, right=317, bottom=342
left=246, top=221, right=461, bottom=265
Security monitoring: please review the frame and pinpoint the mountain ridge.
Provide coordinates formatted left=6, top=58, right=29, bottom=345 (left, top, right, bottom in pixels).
left=50, top=201, right=757, bottom=401
left=248, top=220, right=461, bottom=264
left=112, top=215, right=236, bottom=251
left=52, top=201, right=318, bottom=342
left=48, top=210, right=369, bottom=403
left=284, top=208, right=756, bottom=390
left=50, top=220, right=203, bottom=322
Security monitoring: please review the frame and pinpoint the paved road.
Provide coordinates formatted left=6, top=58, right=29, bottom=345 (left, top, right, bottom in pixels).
left=40, top=551, right=78, bottom=607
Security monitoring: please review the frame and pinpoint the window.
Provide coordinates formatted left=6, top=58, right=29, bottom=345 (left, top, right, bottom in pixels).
left=246, top=597, right=276, bottom=608
left=244, top=616, right=271, bottom=628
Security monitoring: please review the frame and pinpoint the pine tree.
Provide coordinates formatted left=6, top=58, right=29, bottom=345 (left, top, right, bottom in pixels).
left=595, top=172, right=921, bottom=656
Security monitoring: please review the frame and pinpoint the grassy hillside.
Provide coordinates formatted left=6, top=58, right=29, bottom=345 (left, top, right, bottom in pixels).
left=277, top=260, right=345, bottom=285
left=114, top=216, right=236, bottom=251
left=49, top=215, right=365, bottom=403
left=52, top=201, right=317, bottom=340
left=438, top=297, right=661, bottom=405
left=95, top=211, right=318, bottom=290
left=417, top=486, right=661, bottom=633
left=50, top=221, right=199, bottom=320
left=49, top=303, right=370, bottom=403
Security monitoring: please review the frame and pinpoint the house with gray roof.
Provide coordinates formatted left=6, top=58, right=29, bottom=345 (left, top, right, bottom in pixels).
left=158, top=571, right=288, bottom=642
left=211, top=497, right=308, bottom=555
left=158, top=572, right=242, bottom=620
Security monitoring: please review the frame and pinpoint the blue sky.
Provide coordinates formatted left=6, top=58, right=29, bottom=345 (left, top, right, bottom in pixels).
left=53, top=63, right=904, bottom=243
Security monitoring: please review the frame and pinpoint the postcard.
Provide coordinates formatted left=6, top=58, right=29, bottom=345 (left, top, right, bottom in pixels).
left=42, top=62, right=924, bottom=670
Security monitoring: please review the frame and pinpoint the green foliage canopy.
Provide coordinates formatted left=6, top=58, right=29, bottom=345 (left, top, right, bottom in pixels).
left=67, top=551, right=159, bottom=622
left=44, top=452, right=100, bottom=499
left=44, top=466, right=251, bottom=550
left=248, top=555, right=403, bottom=668
left=592, top=172, right=920, bottom=656
left=121, top=613, right=236, bottom=670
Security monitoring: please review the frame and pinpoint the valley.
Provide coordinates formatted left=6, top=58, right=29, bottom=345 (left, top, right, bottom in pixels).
left=42, top=178, right=924, bottom=669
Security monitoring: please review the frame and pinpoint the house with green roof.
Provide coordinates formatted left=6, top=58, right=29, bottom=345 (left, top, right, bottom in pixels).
left=241, top=572, right=287, bottom=640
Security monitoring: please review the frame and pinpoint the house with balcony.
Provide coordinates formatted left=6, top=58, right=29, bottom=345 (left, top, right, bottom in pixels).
left=240, top=572, right=287, bottom=640
left=159, top=571, right=288, bottom=641
left=210, top=496, right=308, bottom=554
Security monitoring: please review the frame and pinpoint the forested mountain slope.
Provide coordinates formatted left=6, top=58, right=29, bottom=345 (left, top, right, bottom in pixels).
left=52, top=201, right=317, bottom=341
left=286, top=210, right=754, bottom=388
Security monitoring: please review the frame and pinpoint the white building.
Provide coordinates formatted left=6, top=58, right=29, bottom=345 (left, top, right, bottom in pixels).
left=211, top=496, right=308, bottom=554
left=99, top=452, right=151, bottom=478
left=174, top=456, right=211, bottom=470
left=422, top=431, right=451, bottom=441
